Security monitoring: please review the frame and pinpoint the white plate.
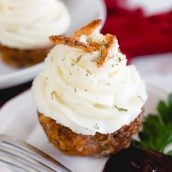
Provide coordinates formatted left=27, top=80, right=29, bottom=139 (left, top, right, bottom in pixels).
left=132, top=53, right=172, bottom=93
left=0, top=83, right=168, bottom=172
left=0, top=0, right=106, bottom=89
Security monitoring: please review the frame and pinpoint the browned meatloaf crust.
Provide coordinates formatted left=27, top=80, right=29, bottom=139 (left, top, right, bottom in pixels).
left=38, top=111, right=143, bottom=156
left=0, top=44, right=52, bottom=67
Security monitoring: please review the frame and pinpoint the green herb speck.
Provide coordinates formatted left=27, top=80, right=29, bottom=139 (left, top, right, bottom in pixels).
left=93, top=123, right=100, bottom=130
left=87, top=37, right=92, bottom=44
left=51, top=91, right=56, bottom=100
left=76, top=55, right=82, bottom=63
left=137, top=95, right=144, bottom=102
left=91, top=57, right=99, bottom=63
left=114, top=105, right=128, bottom=112
left=86, top=69, right=92, bottom=75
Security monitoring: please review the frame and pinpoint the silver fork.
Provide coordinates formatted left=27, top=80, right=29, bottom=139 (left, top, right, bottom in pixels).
left=0, top=134, right=72, bottom=172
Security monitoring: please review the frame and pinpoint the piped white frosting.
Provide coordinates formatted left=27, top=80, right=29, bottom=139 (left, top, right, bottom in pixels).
left=0, top=0, right=70, bottom=49
left=32, top=29, right=147, bottom=135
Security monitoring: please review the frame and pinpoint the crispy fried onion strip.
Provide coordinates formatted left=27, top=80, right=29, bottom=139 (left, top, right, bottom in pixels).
left=49, top=20, right=117, bottom=67
left=73, top=19, right=102, bottom=38
left=49, top=35, right=98, bottom=52
left=97, top=34, right=116, bottom=67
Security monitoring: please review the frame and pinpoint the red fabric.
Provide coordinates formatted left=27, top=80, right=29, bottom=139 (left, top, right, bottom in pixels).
left=103, top=0, right=172, bottom=60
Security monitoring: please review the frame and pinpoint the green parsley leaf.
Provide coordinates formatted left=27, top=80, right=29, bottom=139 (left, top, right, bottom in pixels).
left=132, top=94, right=172, bottom=156
left=167, top=150, right=172, bottom=156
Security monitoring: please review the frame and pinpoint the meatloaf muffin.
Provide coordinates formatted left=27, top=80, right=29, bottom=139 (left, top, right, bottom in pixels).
left=32, top=19, right=147, bottom=156
left=38, top=112, right=143, bottom=156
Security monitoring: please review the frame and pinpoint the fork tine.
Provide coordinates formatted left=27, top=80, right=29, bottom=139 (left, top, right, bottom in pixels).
left=0, top=148, right=51, bottom=172
left=0, top=137, right=54, bottom=172
left=0, top=157, right=28, bottom=172
left=0, top=134, right=72, bottom=172
left=0, top=151, right=34, bottom=172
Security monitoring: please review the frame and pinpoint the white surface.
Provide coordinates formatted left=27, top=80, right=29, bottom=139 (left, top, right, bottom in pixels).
left=0, top=0, right=106, bottom=89
left=132, top=53, right=172, bottom=93
left=0, top=84, right=168, bottom=172
left=125, top=0, right=172, bottom=15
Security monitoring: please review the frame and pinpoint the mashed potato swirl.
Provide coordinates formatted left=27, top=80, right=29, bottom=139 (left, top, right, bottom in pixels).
left=32, top=22, right=147, bottom=135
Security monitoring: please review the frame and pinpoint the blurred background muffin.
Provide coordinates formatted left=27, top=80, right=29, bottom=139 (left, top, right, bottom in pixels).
left=0, top=0, right=71, bottom=68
